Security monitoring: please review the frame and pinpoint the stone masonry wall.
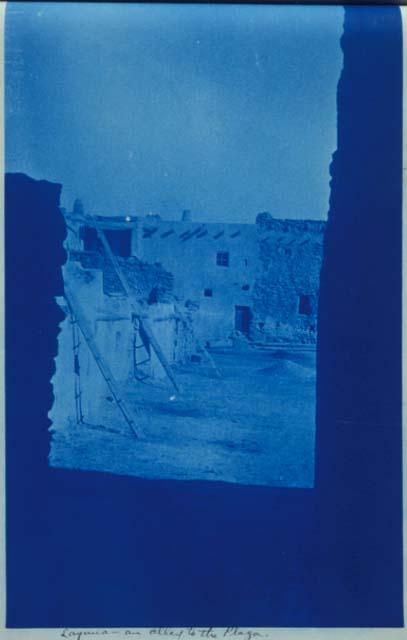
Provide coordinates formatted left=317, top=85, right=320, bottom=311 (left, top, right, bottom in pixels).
left=69, top=249, right=174, bottom=303
left=252, top=213, right=325, bottom=344
left=103, top=256, right=174, bottom=303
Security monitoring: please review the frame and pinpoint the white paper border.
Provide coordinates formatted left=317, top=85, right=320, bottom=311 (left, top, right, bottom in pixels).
left=0, top=3, right=406, bottom=638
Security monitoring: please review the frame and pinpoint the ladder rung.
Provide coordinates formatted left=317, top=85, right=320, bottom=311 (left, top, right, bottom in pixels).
left=64, top=284, right=138, bottom=439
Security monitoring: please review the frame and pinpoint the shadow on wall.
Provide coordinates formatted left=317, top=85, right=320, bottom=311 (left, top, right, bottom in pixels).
left=314, top=5, right=403, bottom=625
left=5, top=173, right=66, bottom=481
left=5, top=5, right=403, bottom=628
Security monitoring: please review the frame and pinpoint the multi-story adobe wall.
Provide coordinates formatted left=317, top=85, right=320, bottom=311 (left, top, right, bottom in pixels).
left=135, top=214, right=258, bottom=344
left=134, top=211, right=325, bottom=344
left=69, top=205, right=325, bottom=345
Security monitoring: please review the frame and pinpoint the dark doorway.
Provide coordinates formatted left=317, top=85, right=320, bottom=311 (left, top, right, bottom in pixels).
left=82, top=225, right=99, bottom=252
left=104, top=229, right=132, bottom=257
left=235, top=305, right=251, bottom=335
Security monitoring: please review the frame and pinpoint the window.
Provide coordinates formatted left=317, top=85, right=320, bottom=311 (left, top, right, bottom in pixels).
left=204, top=289, right=213, bottom=297
left=299, top=295, right=312, bottom=316
left=216, top=251, right=229, bottom=267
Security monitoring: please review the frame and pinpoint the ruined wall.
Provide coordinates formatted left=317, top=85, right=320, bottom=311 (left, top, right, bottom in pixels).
left=103, top=257, right=174, bottom=302
left=68, top=249, right=174, bottom=303
left=252, top=214, right=325, bottom=344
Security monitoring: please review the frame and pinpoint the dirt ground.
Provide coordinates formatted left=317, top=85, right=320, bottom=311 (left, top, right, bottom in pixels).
left=49, top=346, right=316, bottom=488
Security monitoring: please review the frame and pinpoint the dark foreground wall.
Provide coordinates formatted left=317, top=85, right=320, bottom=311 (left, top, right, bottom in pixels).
left=315, top=5, right=403, bottom=624
left=5, top=5, right=403, bottom=628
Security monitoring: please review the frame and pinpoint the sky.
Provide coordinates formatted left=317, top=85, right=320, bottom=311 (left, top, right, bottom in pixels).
left=6, top=3, right=344, bottom=223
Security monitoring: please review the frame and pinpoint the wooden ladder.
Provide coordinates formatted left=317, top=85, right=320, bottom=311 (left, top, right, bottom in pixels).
left=92, top=219, right=180, bottom=393
left=64, top=284, right=139, bottom=439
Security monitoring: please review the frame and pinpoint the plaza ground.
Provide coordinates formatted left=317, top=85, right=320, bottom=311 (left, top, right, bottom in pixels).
left=50, top=346, right=316, bottom=488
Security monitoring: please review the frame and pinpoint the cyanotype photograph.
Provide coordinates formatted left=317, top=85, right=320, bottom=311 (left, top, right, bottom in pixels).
left=4, top=1, right=404, bottom=630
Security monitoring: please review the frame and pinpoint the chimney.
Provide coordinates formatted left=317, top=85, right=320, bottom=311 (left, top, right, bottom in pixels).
left=182, top=209, right=192, bottom=222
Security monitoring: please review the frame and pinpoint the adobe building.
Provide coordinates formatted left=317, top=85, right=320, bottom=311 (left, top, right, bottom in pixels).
left=65, top=204, right=325, bottom=348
